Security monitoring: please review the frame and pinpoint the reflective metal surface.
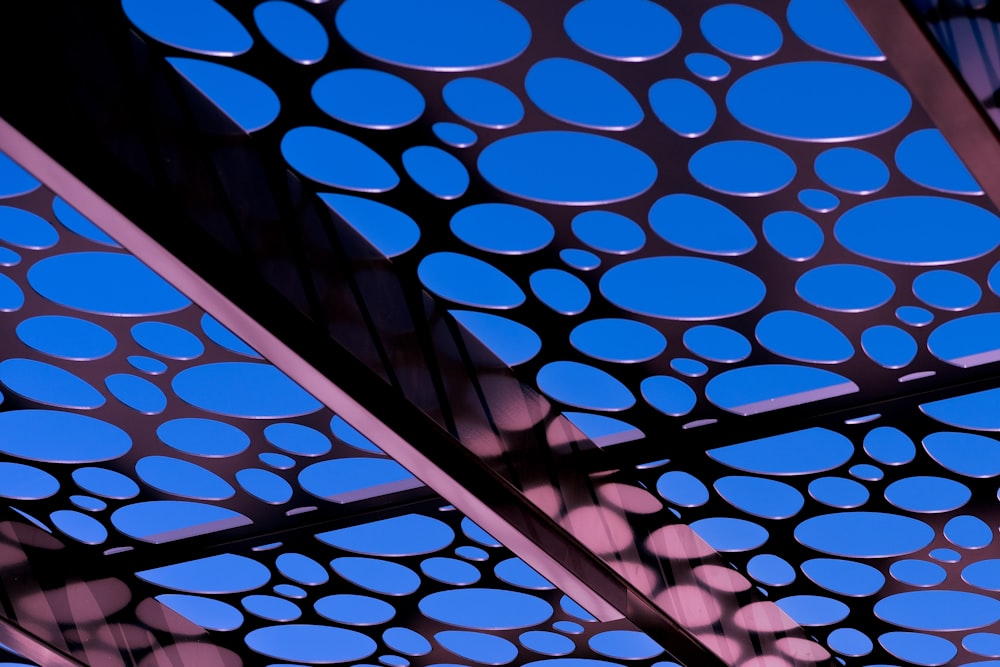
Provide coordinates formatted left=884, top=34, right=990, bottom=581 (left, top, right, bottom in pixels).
left=1, top=1, right=1000, bottom=665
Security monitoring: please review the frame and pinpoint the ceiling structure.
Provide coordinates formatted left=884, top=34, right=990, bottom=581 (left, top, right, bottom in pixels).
left=1, top=1, right=1000, bottom=666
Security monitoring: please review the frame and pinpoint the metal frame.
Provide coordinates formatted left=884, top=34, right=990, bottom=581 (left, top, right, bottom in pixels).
left=2, top=1, right=1000, bottom=665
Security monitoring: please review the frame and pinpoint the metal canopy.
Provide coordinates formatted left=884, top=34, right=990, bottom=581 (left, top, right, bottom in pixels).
left=0, top=1, right=999, bottom=665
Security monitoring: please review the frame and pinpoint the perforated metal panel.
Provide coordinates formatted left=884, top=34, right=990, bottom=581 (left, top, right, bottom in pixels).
left=1, top=1, right=1000, bottom=666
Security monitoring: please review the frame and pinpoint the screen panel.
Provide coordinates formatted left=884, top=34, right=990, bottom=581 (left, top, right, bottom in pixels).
left=3, top=1, right=1000, bottom=666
